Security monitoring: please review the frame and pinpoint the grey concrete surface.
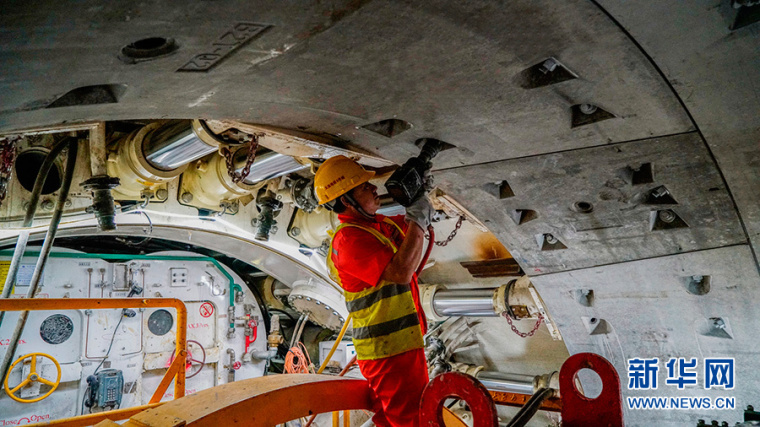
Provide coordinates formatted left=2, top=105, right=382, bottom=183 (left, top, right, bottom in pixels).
left=1, top=0, right=691, bottom=167
left=0, top=1, right=759, bottom=425
left=594, top=0, right=760, bottom=272
left=436, top=132, right=745, bottom=274
left=532, top=245, right=760, bottom=426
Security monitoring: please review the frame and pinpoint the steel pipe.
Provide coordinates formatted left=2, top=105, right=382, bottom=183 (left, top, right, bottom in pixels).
left=144, top=121, right=218, bottom=171
left=477, top=371, right=536, bottom=395
left=234, top=149, right=308, bottom=184
left=432, top=288, right=498, bottom=317
left=109, top=120, right=225, bottom=198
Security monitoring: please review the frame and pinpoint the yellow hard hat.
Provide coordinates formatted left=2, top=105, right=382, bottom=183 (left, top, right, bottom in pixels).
left=314, top=155, right=375, bottom=204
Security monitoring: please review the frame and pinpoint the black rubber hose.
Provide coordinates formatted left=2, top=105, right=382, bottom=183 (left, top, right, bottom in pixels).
left=23, top=136, right=73, bottom=226
left=0, top=137, right=79, bottom=389
left=27, top=137, right=79, bottom=290
left=505, top=387, right=555, bottom=427
left=0, top=136, right=75, bottom=323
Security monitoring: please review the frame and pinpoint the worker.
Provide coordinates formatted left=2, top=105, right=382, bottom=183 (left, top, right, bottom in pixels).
left=314, top=155, right=433, bottom=427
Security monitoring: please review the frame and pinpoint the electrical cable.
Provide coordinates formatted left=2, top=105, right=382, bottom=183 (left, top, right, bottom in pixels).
left=23, top=136, right=73, bottom=227
left=290, top=315, right=304, bottom=348
left=93, top=313, right=125, bottom=375
left=284, top=342, right=313, bottom=374
left=294, top=313, right=309, bottom=345
left=115, top=209, right=153, bottom=246
left=290, top=313, right=309, bottom=348
left=82, top=311, right=125, bottom=414
left=338, top=355, right=357, bottom=376
left=81, top=386, right=88, bottom=415
left=505, top=387, right=554, bottom=427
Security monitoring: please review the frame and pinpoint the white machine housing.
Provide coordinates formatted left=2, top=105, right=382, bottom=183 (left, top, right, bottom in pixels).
left=0, top=249, right=267, bottom=424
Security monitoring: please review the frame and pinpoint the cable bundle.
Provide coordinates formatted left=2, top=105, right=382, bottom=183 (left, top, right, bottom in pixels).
left=284, top=342, right=313, bottom=374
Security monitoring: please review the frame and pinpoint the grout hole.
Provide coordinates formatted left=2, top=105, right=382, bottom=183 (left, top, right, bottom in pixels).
left=644, top=185, right=678, bottom=205
left=361, top=119, right=412, bottom=138
left=46, top=84, right=126, bottom=108
left=619, top=162, right=654, bottom=186
left=510, top=209, right=537, bottom=225
left=650, top=209, right=689, bottom=231
left=120, top=37, right=178, bottom=63
left=499, top=181, right=515, bottom=199
left=685, top=275, right=711, bottom=295
left=536, top=233, right=567, bottom=251
left=570, top=104, right=616, bottom=128
left=572, top=201, right=594, bottom=213
left=516, top=57, right=578, bottom=89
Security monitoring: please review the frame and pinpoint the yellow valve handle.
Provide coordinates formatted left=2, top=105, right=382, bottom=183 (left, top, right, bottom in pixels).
left=4, top=352, right=62, bottom=403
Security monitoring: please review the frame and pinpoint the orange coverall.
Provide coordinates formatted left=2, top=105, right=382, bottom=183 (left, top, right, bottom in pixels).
left=331, top=212, right=429, bottom=427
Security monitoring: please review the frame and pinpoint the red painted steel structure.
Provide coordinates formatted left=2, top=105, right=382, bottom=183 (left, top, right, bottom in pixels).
left=559, top=352, right=625, bottom=427
left=419, top=372, right=499, bottom=427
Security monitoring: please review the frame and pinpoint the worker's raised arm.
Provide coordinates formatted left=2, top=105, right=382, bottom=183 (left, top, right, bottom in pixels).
left=380, top=196, right=433, bottom=284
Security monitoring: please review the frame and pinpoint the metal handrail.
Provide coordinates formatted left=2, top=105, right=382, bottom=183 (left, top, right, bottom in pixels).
left=0, top=298, right=187, bottom=425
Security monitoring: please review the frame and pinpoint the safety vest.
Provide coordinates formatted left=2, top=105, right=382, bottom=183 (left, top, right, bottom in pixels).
left=327, top=217, right=425, bottom=361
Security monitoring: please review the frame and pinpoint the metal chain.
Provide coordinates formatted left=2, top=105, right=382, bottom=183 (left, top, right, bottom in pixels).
left=220, top=133, right=260, bottom=184
left=503, top=312, right=544, bottom=338
left=0, top=137, right=19, bottom=204
left=426, top=215, right=465, bottom=246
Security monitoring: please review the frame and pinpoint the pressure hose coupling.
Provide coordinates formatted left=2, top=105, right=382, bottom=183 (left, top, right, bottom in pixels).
left=252, top=191, right=283, bottom=241
left=81, top=175, right=121, bottom=231
left=267, top=314, right=284, bottom=350
left=249, top=314, right=284, bottom=361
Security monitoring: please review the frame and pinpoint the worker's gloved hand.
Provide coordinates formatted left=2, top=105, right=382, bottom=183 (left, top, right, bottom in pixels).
left=405, top=195, right=434, bottom=230
left=423, top=169, right=435, bottom=193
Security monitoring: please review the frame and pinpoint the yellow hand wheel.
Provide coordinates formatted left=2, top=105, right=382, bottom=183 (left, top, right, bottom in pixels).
left=4, top=353, right=61, bottom=403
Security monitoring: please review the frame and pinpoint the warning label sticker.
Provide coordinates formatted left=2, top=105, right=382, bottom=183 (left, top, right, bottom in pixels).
left=0, top=263, right=40, bottom=295
left=199, top=302, right=214, bottom=318
left=16, top=264, right=36, bottom=287
left=0, top=261, right=9, bottom=294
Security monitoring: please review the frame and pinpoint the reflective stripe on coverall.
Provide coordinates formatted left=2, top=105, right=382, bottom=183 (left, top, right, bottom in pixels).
left=327, top=214, right=429, bottom=427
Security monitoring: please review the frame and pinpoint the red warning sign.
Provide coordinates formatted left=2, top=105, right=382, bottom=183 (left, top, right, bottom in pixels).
left=199, top=302, right=214, bottom=318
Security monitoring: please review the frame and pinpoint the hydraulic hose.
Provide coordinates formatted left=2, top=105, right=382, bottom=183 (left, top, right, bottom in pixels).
left=22, top=137, right=73, bottom=227
left=0, top=137, right=73, bottom=313
left=0, top=137, right=79, bottom=389
left=505, top=387, right=554, bottom=427
left=416, top=226, right=434, bottom=277
left=317, top=314, right=353, bottom=374
left=27, top=138, right=79, bottom=293
left=411, top=225, right=435, bottom=335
